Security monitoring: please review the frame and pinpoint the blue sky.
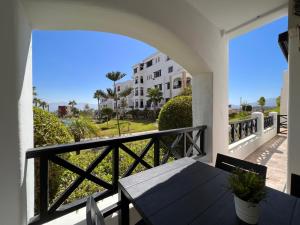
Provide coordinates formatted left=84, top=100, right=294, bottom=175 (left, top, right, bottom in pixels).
left=33, top=16, right=288, bottom=105
left=33, top=31, right=156, bottom=104
left=229, top=16, right=287, bottom=105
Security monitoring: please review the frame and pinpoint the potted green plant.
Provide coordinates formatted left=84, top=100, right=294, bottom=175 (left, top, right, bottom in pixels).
left=228, top=168, right=267, bottom=224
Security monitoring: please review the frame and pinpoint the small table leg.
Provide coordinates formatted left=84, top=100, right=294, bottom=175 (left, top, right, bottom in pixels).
left=119, top=187, right=130, bottom=225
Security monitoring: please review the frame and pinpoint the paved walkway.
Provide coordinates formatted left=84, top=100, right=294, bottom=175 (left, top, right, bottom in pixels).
left=245, top=134, right=288, bottom=192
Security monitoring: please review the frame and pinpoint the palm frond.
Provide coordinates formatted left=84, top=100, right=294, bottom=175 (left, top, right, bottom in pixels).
left=106, top=88, right=116, bottom=99
left=119, top=87, right=133, bottom=97
left=106, top=71, right=126, bottom=82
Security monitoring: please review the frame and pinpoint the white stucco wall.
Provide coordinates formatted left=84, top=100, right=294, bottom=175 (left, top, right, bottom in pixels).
left=280, top=70, right=289, bottom=115
left=287, top=0, right=300, bottom=192
left=0, top=0, right=34, bottom=225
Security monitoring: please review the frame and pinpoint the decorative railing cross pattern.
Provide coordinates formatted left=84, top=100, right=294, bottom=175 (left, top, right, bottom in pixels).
left=277, top=114, right=288, bottom=134
left=26, top=126, right=206, bottom=225
left=229, top=118, right=258, bottom=144
left=264, top=116, right=274, bottom=129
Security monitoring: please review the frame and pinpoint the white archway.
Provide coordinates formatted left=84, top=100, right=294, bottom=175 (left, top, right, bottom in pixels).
left=2, top=1, right=229, bottom=224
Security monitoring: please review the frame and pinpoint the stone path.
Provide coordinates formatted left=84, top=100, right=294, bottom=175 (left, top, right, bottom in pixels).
left=245, top=134, right=288, bottom=192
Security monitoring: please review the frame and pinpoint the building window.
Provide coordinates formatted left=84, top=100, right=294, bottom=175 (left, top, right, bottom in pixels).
left=173, top=78, right=182, bottom=89
left=135, top=100, right=139, bottom=108
left=140, top=76, right=144, bottom=83
left=140, top=100, right=144, bottom=108
left=139, top=63, right=144, bottom=71
left=117, top=86, right=120, bottom=92
left=140, top=87, right=144, bottom=96
left=134, top=68, right=138, bottom=74
left=186, top=77, right=191, bottom=86
left=154, top=85, right=157, bottom=89
left=155, top=57, right=160, bottom=63
left=154, top=70, right=161, bottom=78
left=146, top=59, right=153, bottom=67
left=166, top=56, right=170, bottom=61
left=135, top=77, right=138, bottom=84
left=168, top=66, right=173, bottom=73
left=158, top=83, right=162, bottom=90
left=135, top=87, right=138, bottom=96
left=166, top=82, right=170, bottom=90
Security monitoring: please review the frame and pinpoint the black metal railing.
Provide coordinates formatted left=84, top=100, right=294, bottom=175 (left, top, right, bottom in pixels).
left=277, top=114, right=288, bottom=134
left=229, top=118, right=258, bottom=144
left=26, top=126, right=206, bottom=225
left=264, top=116, right=274, bottom=129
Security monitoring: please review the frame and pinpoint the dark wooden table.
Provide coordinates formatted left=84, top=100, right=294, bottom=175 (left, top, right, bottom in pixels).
left=118, top=157, right=300, bottom=225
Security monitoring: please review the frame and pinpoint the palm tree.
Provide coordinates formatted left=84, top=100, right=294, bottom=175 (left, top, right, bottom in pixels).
left=94, top=90, right=103, bottom=121
left=39, top=101, right=47, bottom=110
left=33, top=86, right=37, bottom=97
left=257, top=97, right=266, bottom=113
left=146, top=88, right=163, bottom=110
left=101, top=71, right=131, bottom=136
left=33, top=97, right=41, bottom=107
left=68, top=100, right=77, bottom=109
left=276, top=96, right=280, bottom=108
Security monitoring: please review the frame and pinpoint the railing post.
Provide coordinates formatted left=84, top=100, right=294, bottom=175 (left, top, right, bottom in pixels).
left=277, top=115, right=281, bottom=133
left=183, top=132, right=187, bottom=156
left=154, top=137, right=160, bottom=167
left=39, top=156, right=49, bottom=217
left=252, top=112, right=264, bottom=135
left=200, top=129, right=205, bottom=155
left=112, top=144, right=119, bottom=192
left=239, top=122, right=243, bottom=140
left=231, top=124, right=235, bottom=143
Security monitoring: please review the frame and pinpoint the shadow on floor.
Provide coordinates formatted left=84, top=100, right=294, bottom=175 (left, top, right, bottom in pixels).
left=245, top=135, right=287, bottom=166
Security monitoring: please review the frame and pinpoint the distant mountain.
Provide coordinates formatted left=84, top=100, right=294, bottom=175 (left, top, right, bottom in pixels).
left=49, top=102, right=98, bottom=112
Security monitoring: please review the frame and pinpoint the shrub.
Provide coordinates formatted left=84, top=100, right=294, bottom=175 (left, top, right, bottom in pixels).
left=33, top=107, right=72, bottom=213
left=158, top=96, right=192, bottom=130
left=68, top=117, right=98, bottom=142
left=101, top=107, right=113, bottom=125
left=241, top=104, right=252, bottom=112
left=127, top=109, right=140, bottom=119
left=33, top=107, right=71, bottom=147
left=158, top=96, right=192, bottom=157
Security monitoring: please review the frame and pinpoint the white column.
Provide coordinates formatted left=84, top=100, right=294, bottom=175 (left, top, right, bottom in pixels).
left=251, top=112, right=264, bottom=135
left=280, top=70, right=289, bottom=115
left=288, top=0, right=300, bottom=192
left=0, top=1, right=33, bottom=224
left=269, top=112, right=278, bottom=130
left=192, top=73, right=213, bottom=162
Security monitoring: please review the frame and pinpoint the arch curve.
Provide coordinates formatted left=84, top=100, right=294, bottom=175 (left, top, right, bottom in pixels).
left=23, top=0, right=212, bottom=75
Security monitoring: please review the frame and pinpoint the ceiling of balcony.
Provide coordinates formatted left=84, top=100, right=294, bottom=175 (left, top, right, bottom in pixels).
left=186, top=0, right=288, bottom=32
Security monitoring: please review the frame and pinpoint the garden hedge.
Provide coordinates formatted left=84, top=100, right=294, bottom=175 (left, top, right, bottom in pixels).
left=158, top=96, right=192, bottom=157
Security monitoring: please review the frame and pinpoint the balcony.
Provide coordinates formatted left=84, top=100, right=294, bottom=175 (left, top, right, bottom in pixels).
left=3, top=1, right=300, bottom=225
left=26, top=126, right=206, bottom=225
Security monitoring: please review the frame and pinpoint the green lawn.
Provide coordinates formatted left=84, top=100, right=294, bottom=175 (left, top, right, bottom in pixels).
left=95, top=119, right=157, bottom=137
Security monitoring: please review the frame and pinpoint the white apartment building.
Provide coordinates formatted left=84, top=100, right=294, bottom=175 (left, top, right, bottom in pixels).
left=100, top=52, right=192, bottom=111
left=100, top=79, right=134, bottom=110
left=132, top=52, right=192, bottom=109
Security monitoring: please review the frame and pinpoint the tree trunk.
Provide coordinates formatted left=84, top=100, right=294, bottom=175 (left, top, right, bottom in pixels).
left=113, top=81, right=121, bottom=136
left=97, top=99, right=100, bottom=121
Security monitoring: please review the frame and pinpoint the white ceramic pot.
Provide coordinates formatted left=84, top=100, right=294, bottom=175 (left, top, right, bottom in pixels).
left=234, top=195, right=260, bottom=224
